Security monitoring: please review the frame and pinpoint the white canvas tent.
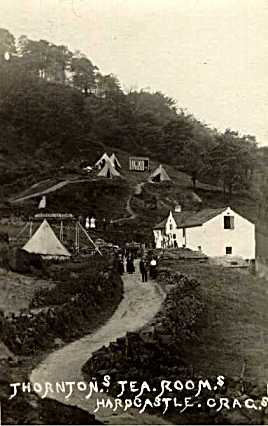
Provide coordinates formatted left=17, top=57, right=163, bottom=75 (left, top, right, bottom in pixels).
left=23, top=219, right=71, bottom=259
left=95, top=153, right=110, bottom=169
left=98, top=159, right=121, bottom=178
left=149, top=164, right=171, bottom=182
left=110, top=153, right=121, bottom=169
left=38, top=195, right=46, bottom=209
left=192, top=191, right=202, bottom=203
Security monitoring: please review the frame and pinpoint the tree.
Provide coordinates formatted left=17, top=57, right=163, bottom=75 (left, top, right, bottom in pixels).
left=183, top=139, right=208, bottom=188
left=0, top=28, right=16, bottom=60
left=18, top=36, right=72, bottom=83
left=46, top=44, right=72, bottom=83
left=18, top=36, right=48, bottom=77
left=71, top=53, right=98, bottom=95
left=127, top=90, right=177, bottom=124
left=207, top=129, right=257, bottom=197
left=95, top=73, right=122, bottom=97
left=163, top=113, right=194, bottom=164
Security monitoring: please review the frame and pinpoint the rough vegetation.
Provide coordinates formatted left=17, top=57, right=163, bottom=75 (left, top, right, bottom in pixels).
left=0, top=257, right=123, bottom=355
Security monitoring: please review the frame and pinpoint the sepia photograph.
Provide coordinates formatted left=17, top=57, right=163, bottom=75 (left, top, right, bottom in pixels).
left=0, top=0, right=268, bottom=424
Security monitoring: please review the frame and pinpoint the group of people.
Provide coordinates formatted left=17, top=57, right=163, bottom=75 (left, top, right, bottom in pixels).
left=139, top=256, right=158, bottom=282
left=114, top=251, right=158, bottom=282
left=116, top=253, right=135, bottom=275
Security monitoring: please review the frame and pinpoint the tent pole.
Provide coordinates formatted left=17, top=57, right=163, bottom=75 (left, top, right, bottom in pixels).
left=14, top=222, right=29, bottom=240
left=29, top=221, right=33, bottom=238
left=75, top=222, right=80, bottom=254
left=60, top=221, right=63, bottom=241
left=77, top=222, right=80, bottom=253
left=78, top=222, right=102, bottom=256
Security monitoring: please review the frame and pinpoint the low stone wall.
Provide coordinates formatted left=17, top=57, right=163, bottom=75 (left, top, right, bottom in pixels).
left=0, top=259, right=123, bottom=356
left=83, top=269, right=204, bottom=387
left=82, top=268, right=267, bottom=424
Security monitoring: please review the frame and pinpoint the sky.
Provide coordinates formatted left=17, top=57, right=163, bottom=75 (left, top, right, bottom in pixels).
left=1, top=0, right=268, bottom=145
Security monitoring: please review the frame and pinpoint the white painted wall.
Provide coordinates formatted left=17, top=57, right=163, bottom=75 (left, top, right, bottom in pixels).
left=154, top=211, right=183, bottom=248
left=153, top=207, right=255, bottom=259
left=165, top=212, right=183, bottom=247
left=185, top=207, right=255, bottom=259
left=153, top=229, right=163, bottom=248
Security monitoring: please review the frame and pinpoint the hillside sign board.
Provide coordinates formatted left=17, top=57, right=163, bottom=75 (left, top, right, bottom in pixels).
left=129, top=156, right=150, bottom=172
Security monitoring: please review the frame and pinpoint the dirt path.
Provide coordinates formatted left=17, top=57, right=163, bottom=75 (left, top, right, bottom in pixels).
left=111, top=182, right=145, bottom=224
left=30, top=265, right=168, bottom=424
left=111, top=195, right=136, bottom=224
left=10, top=177, right=97, bottom=203
left=10, top=181, right=70, bottom=203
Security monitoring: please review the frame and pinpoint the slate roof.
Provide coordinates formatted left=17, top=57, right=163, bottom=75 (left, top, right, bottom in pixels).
left=154, top=207, right=227, bottom=230
left=154, top=218, right=167, bottom=229
left=174, top=207, right=227, bottom=228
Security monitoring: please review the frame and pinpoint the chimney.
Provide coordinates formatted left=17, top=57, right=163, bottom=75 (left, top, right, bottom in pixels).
left=175, top=204, right=182, bottom=213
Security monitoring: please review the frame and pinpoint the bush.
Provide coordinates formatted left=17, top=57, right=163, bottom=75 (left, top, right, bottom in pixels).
left=1, top=256, right=123, bottom=355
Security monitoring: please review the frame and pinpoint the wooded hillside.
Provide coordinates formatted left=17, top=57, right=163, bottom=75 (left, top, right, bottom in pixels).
left=0, top=27, right=268, bottom=229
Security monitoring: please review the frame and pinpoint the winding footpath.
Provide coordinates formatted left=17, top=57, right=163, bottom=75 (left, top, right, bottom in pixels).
left=111, top=182, right=146, bottom=224
left=30, top=266, right=168, bottom=424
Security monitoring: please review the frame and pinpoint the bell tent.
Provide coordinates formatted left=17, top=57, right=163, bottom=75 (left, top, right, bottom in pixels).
left=149, top=164, right=171, bottom=182
left=110, top=153, right=121, bottom=169
left=95, top=153, right=110, bottom=169
left=38, top=195, right=46, bottom=209
left=98, top=159, right=121, bottom=178
left=23, top=219, right=71, bottom=259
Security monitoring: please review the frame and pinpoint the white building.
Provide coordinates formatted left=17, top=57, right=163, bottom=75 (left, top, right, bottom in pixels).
left=153, top=206, right=255, bottom=260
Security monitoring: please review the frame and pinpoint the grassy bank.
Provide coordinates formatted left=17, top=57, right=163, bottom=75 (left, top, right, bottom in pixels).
left=167, top=260, right=268, bottom=385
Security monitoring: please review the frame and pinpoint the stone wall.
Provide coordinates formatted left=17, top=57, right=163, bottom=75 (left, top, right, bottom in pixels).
left=83, top=269, right=204, bottom=386
left=0, top=259, right=123, bottom=356
left=82, top=268, right=268, bottom=424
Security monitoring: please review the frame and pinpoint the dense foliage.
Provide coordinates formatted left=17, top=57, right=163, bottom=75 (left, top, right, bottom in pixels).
left=0, top=28, right=261, bottom=198
left=0, top=257, right=123, bottom=355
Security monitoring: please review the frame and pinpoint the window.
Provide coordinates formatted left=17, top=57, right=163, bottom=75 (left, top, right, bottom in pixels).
left=226, top=246, right=232, bottom=255
left=173, top=234, right=176, bottom=239
left=170, top=223, right=173, bottom=231
left=183, top=228, right=186, bottom=237
left=198, top=246, right=202, bottom=251
left=224, top=215, right=234, bottom=229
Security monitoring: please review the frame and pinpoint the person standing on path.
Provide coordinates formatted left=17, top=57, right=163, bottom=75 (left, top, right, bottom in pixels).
left=118, top=254, right=125, bottom=275
left=139, top=257, right=148, bottom=282
left=149, top=257, right=157, bottom=279
left=126, top=254, right=135, bottom=274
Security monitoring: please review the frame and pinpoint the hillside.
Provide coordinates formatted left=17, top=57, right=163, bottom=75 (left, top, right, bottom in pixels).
left=0, top=27, right=267, bottom=252
left=3, top=146, right=264, bottom=252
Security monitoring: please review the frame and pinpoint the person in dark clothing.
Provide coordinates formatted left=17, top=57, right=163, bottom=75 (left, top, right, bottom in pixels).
left=139, top=258, right=148, bottom=282
left=126, top=255, right=135, bottom=274
left=118, top=255, right=125, bottom=275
